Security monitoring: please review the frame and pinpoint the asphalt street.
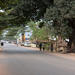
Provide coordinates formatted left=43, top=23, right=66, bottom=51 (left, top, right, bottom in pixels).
left=0, top=43, right=75, bottom=75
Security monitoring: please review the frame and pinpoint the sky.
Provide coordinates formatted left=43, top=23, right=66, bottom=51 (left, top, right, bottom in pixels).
left=0, top=10, right=4, bottom=12
left=25, top=32, right=32, bottom=38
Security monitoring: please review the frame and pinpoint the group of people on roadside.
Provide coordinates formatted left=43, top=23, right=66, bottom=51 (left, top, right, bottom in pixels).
left=39, top=43, right=53, bottom=51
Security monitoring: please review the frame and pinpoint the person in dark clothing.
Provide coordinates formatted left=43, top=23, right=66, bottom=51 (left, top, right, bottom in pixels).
left=39, top=43, right=42, bottom=51
left=1, top=42, right=4, bottom=49
left=51, top=43, right=53, bottom=52
left=1, top=42, right=3, bottom=46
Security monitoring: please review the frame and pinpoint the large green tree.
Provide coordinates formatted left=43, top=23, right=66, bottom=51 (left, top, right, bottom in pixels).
left=0, top=0, right=54, bottom=38
left=9, top=0, right=53, bottom=21
left=28, top=21, right=39, bottom=40
left=0, top=0, right=54, bottom=31
left=28, top=20, right=53, bottom=41
left=0, top=0, right=18, bottom=34
left=44, top=0, right=75, bottom=51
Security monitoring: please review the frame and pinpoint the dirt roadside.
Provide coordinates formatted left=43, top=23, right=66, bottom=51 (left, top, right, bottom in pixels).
left=17, top=44, right=75, bottom=56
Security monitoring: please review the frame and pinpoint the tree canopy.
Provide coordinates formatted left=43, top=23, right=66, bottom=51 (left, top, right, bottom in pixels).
left=44, top=0, right=75, bottom=49
left=5, top=25, right=28, bottom=37
left=44, top=0, right=75, bottom=37
left=0, top=0, right=54, bottom=33
left=0, top=0, right=18, bottom=9
left=8, top=0, right=53, bottom=21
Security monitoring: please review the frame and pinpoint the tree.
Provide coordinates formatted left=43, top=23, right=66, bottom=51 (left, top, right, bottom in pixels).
left=0, top=15, right=18, bottom=35
left=8, top=0, right=54, bottom=21
left=0, top=0, right=54, bottom=40
left=0, top=0, right=18, bottom=34
left=28, top=20, right=53, bottom=49
left=27, top=21, right=39, bottom=40
left=6, top=25, right=28, bottom=37
left=44, top=0, right=75, bottom=52
left=0, top=0, right=54, bottom=32
left=0, top=0, right=18, bottom=9
left=0, top=6, right=18, bottom=35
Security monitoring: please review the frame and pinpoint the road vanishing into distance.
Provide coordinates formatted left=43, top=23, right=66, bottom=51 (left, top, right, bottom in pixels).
left=0, top=43, right=75, bottom=75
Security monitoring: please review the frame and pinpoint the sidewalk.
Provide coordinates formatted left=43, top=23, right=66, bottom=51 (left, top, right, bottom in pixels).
left=17, top=44, right=75, bottom=56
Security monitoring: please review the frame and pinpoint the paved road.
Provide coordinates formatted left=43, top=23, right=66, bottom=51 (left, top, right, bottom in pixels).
left=0, top=44, right=75, bottom=75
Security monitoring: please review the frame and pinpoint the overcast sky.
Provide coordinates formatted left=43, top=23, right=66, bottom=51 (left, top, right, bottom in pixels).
left=25, top=32, right=32, bottom=38
left=0, top=10, right=4, bottom=12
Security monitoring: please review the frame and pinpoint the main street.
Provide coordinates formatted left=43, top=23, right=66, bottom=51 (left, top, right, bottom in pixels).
left=0, top=44, right=75, bottom=75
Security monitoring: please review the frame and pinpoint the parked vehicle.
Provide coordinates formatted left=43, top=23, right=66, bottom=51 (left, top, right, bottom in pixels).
left=24, top=43, right=28, bottom=47
left=24, top=42, right=31, bottom=47
left=21, top=43, right=24, bottom=46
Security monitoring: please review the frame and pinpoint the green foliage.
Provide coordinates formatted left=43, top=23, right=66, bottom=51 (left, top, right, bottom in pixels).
left=28, top=21, right=39, bottom=39
left=6, top=28, right=18, bottom=37
left=0, top=35, right=17, bottom=40
left=4, top=36, right=17, bottom=40
left=9, top=0, right=53, bottom=21
left=28, top=20, right=54, bottom=42
left=0, top=0, right=53, bottom=34
left=28, top=21, right=48, bottom=40
left=37, top=28, right=49, bottom=40
left=44, top=0, right=75, bottom=38
left=0, top=12, right=6, bottom=17
left=45, top=43, right=51, bottom=50
left=0, top=0, right=18, bottom=9
left=6, top=25, right=28, bottom=37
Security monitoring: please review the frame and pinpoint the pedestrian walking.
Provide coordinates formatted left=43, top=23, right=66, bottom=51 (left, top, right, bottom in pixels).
left=17, top=42, right=18, bottom=46
left=43, top=43, right=45, bottom=51
left=1, top=42, right=4, bottom=49
left=39, top=43, right=42, bottom=51
left=51, top=43, right=53, bottom=52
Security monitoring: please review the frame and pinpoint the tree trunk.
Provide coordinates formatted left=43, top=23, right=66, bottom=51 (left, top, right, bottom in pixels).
left=71, top=29, right=75, bottom=53
left=48, top=38, right=49, bottom=50
left=69, top=19, right=75, bottom=53
left=56, top=38, right=57, bottom=52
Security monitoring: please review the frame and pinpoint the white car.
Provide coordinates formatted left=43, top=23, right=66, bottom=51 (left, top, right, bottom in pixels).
left=24, top=42, right=31, bottom=47
left=24, top=43, right=28, bottom=47
left=5, top=41, right=9, bottom=43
